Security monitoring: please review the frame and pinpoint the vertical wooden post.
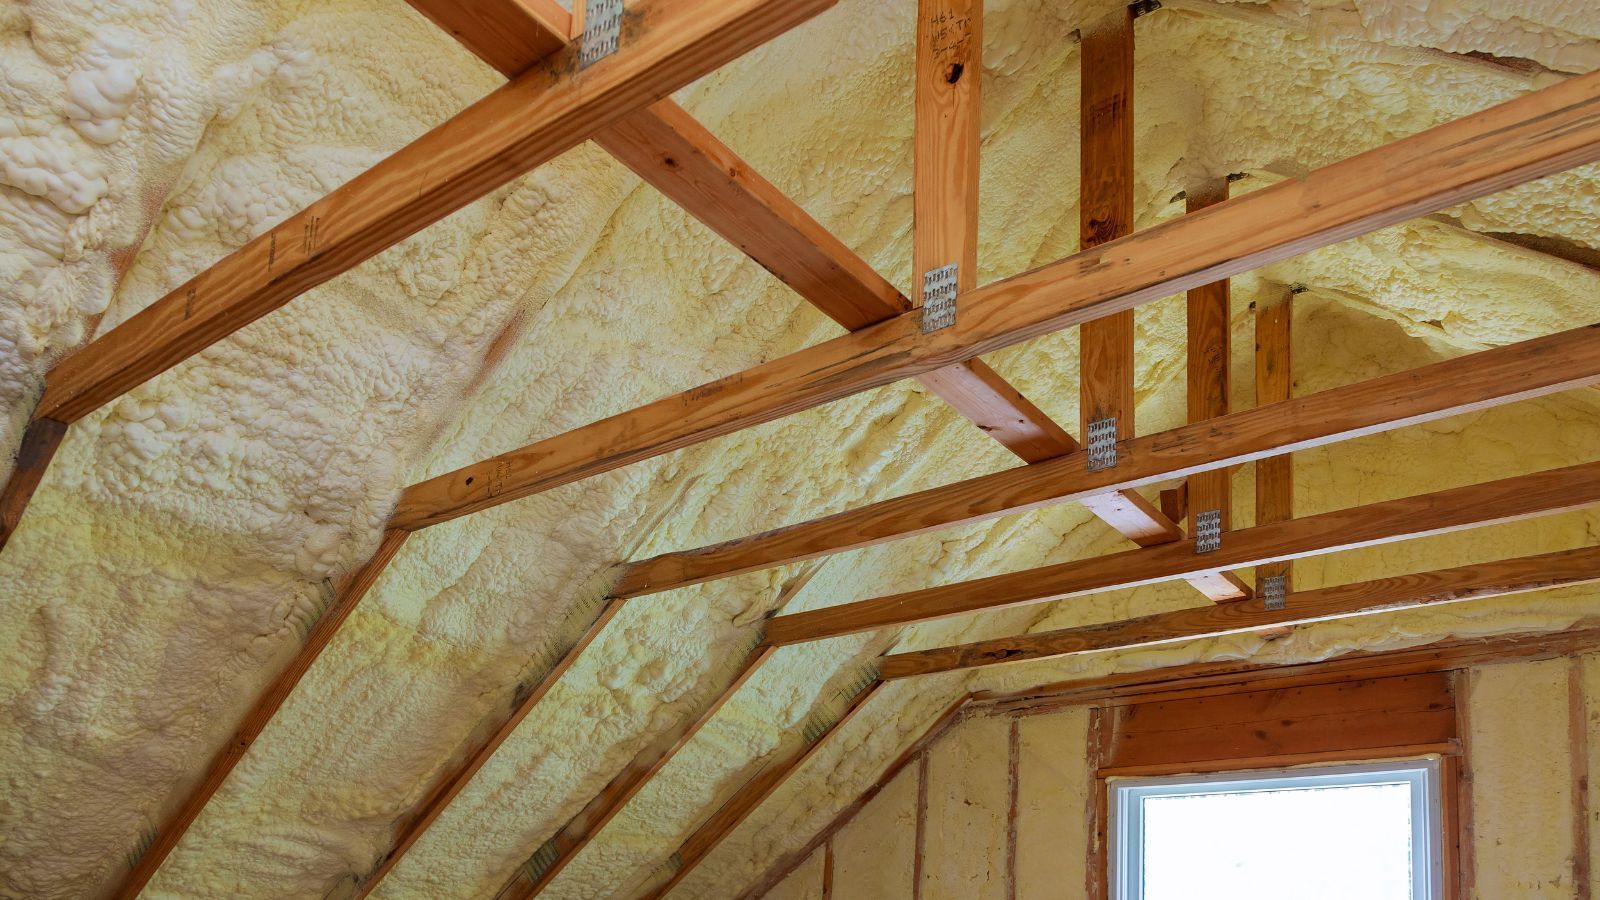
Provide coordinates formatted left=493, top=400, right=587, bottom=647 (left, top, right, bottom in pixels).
left=1077, top=7, right=1136, bottom=442
left=1185, top=179, right=1232, bottom=535
left=1255, top=286, right=1294, bottom=590
left=914, top=0, right=981, bottom=292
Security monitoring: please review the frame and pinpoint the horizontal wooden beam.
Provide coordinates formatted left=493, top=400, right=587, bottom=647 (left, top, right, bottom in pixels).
left=390, top=71, right=1600, bottom=530
left=354, top=597, right=625, bottom=897
left=763, top=459, right=1600, bottom=644
left=880, top=545, right=1600, bottom=678
left=0, top=0, right=837, bottom=552
left=640, top=677, right=884, bottom=898
left=613, top=323, right=1600, bottom=598
left=114, top=529, right=411, bottom=898
left=406, top=0, right=572, bottom=75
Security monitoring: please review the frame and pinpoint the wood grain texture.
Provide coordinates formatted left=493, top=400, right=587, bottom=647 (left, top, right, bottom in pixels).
left=640, top=681, right=886, bottom=898
left=1078, top=8, right=1136, bottom=440
left=354, top=597, right=626, bottom=897
left=880, top=544, right=1600, bottom=678
left=612, top=323, right=1600, bottom=598
left=390, top=67, right=1600, bottom=529
left=1102, top=673, right=1456, bottom=772
left=406, top=0, right=572, bottom=76
left=767, top=459, right=1600, bottom=645
left=1, top=0, right=838, bottom=553
left=914, top=0, right=981, bottom=284
left=494, top=644, right=775, bottom=899
left=1184, top=180, right=1233, bottom=534
left=1255, top=288, right=1294, bottom=588
left=114, top=528, right=411, bottom=898
left=0, top=416, right=66, bottom=552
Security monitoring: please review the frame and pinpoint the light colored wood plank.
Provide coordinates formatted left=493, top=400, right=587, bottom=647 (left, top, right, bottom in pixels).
left=1255, top=287, right=1294, bottom=590
left=767, top=459, right=1600, bottom=645
left=879, top=544, right=1600, bottom=678
left=641, top=681, right=886, bottom=899
left=114, top=528, right=412, bottom=898
left=389, top=70, right=1600, bottom=530
left=354, top=597, right=626, bottom=897
left=612, top=323, right=1600, bottom=598
left=406, top=0, right=573, bottom=76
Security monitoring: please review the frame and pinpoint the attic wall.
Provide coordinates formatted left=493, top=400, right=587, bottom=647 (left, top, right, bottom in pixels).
left=761, top=653, right=1600, bottom=899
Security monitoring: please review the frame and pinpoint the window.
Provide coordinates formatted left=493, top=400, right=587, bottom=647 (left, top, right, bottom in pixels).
left=1110, top=760, right=1443, bottom=900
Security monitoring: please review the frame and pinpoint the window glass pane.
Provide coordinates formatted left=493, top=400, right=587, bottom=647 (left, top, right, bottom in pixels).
left=1140, top=780, right=1416, bottom=900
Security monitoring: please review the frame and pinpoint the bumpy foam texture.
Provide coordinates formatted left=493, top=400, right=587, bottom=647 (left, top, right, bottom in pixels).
left=1, top=1, right=1599, bottom=898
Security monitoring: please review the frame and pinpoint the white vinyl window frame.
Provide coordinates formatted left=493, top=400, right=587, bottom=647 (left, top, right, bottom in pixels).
left=1109, top=759, right=1444, bottom=900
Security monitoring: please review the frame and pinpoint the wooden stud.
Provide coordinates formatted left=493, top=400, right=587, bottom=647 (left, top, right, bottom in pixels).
left=0, top=0, right=838, bottom=547
left=1184, top=179, right=1233, bottom=534
left=0, top=417, right=67, bottom=552
left=738, top=694, right=969, bottom=899
left=353, top=597, right=627, bottom=897
left=640, top=681, right=886, bottom=898
left=767, top=459, right=1600, bottom=645
left=494, top=644, right=775, bottom=898
left=389, top=70, right=1600, bottom=530
left=1570, top=659, right=1592, bottom=899
left=878, top=544, right=1600, bottom=678
left=405, top=0, right=572, bottom=75
left=1255, top=286, right=1294, bottom=590
left=914, top=749, right=930, bottom=900
left=1077, top=7, right=1137, bottom=442
left=113, top=528, right=411, bottom=898
left=612, top=323, right=1600, bottom=599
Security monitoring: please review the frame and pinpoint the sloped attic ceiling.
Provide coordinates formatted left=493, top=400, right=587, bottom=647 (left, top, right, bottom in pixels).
left=2, top=0, right=1600, bottom=897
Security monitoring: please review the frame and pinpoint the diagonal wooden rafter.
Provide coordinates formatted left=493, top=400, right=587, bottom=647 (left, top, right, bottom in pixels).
left=762, top=458, right=1600, bottom=645
left=879, top=544, right=1600, bottom=679
left=612, top=323, right=1600, bottom=599
left=639, top=669, right=886, bottom=898
left=88, top=3, right=845, bottom=894
left=0, top=0, right=840, bottom=553
left=389, top=69, right=1600, bottom=531
left=484, top=562, right=823, bottom=900
left=114, top=529, right=411, bottom=898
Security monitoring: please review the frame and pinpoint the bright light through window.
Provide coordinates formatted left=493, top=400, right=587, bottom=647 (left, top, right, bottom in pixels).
left=1111, top=761, right=1442, bottom=900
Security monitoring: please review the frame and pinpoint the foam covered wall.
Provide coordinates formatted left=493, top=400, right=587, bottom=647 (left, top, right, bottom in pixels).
left=1, top=0, right=1598, bottom=897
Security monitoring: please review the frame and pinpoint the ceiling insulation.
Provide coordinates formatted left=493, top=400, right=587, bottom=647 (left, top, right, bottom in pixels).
left=2, top=0, right=1599, bottom=897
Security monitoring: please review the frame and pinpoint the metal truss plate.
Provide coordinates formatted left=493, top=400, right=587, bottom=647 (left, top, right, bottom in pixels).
left=581, top=0, right=623, bottom=69
left=1262, top=574, right=1287, bottom=610
left=1086, top=417, right=1119, bottom=472
left=1194, top=508, right=1222, bottom=553
left=921, top=263, right=959, bottom=333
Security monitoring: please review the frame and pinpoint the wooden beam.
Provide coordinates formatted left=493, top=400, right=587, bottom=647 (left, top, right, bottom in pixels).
left=736, top=693, right=972, bottom=899
left=1184, top=179, right=1233, bottom=539
left=764, top=459, right=1600, bottom=645
left=489, top=561, right=822, bottom=899
left=389, top=70, right=1600, bottom=532
left=1072, top=7, right=1223, bottom=589
left=113, top=528, right=411, bottom=898
left=1255, top=287, right=1294, bottom=590
left=612, top=323, right=1600, bottom=598
left=406, top=0, right=573, bottom=75
left=353, top=597, right=625, bottom=897
left=1077, top=7, right=1136, bottom=444
left=640, top=677, right=885, bottom=898
left=0, top=0, right=837, bottom=553
left=880, top=545, right=1600, bottom=678
left=494, top=644, right=775, bottom=899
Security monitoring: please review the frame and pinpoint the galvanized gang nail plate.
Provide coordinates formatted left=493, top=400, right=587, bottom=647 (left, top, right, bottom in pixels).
left=921, top=263, right=959, bottom=333
left=1086, top=417, right=1119, bottom=472
left=581, top=0, right=623, bottom=68
left=1194, top=509, right=1222, bottom=553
